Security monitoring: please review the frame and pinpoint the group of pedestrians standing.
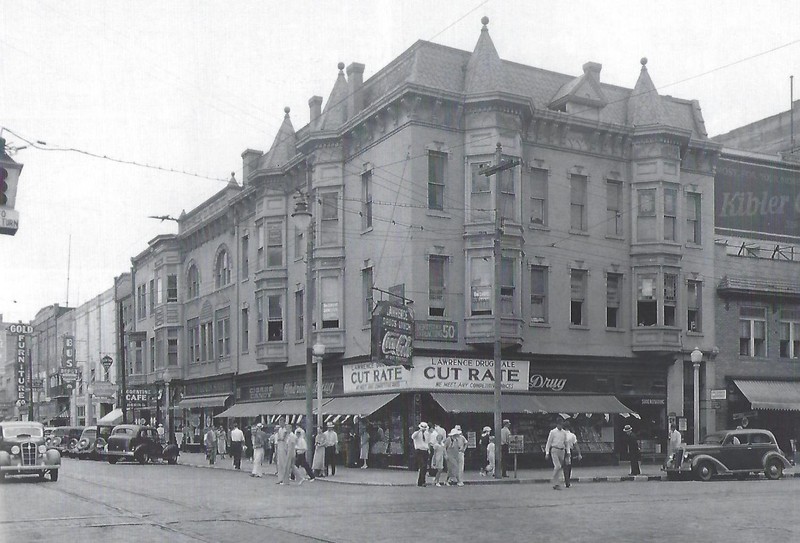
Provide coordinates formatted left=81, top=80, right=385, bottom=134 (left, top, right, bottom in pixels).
left=412, top=422, right=469, bottom=487
left=545, top=418, right=582, bottom=490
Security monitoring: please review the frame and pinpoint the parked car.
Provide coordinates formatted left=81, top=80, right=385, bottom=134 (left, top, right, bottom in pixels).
left=47, top=426, right=84, bottom=458
left=664, top=428, right=792, bottom=481
left=75, top=425, right=115, bottom=461
left=0, top=421, right=61, bottom=481
left=105, top=425, right=179, bottom=465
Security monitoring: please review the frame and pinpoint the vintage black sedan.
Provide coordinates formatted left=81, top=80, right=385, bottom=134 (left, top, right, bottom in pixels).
left=75, top=425, right=115, bottom=461
left=105, top=425, right=179, bottom=465
left=664, top=428, right=792, bottom=481
left=0, top=421, right=61, bottom=481
left=47, top=426, right=84, bottom=458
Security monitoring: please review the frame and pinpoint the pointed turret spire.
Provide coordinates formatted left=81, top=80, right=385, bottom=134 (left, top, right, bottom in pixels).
left=262, top=106, right=297, bottom=169
left=464, top=16, right=505, bottom=95
left=318, top=62, right=349, bottom=130
left=628, top=57, right=664, bottom=127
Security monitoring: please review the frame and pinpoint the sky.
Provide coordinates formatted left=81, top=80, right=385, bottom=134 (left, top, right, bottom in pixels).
left=1, top=0, right=799, bottom=324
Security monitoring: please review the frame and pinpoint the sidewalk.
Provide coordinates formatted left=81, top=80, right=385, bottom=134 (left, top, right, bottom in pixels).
left=176, top=450, right=799, bottom=486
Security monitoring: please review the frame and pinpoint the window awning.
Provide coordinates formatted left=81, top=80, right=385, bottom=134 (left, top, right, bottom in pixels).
left=322, top=394, right=399, bottom=416
left=431, top=393, right=634, bottom=414
left=177, top=394, right=231, bottom=409
left=97, top=408, right=123, bottom=425
left=735, top=380, right=800, bottom=411
left=216, top=398, right=332, bottom=418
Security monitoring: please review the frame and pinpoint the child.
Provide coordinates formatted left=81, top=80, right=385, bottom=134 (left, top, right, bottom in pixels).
left=431, top=433, right=446, bottom=486
left=486, top=436, right=496, bottom=477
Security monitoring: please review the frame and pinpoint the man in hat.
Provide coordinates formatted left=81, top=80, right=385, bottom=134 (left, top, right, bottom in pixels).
left=323, top=422, right=339, bottom=476
left=480, top=426, right=492, bottom=476
left=250, top=423, right=265, bottom=477
left=623, top=425, right=641, bottom=475
left=230, top=422, right=245, bottom=470
left=500, top=419, right=512, bottom=477
left=412, top=422, right=431, bottom=487
left=563, top=421, right=581, bottom=488
left=545, top=418, right=569, bottom=490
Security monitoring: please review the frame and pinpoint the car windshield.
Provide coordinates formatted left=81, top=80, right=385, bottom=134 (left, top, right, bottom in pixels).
left=702, top=433, right=726, bottom=444
left=112, top=427, right=135, bottom=435
left=2, top=426, right=44, bottom=438
left=81, top=429, right=97, bottom=439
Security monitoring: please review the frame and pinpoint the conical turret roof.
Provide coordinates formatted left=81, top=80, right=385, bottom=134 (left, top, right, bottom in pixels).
left=628, top=57, right=664, bottom=127
left=318, top=63, right=349, bottom=131
left=261, top=107, right=296, bottom=169
left=464, top=16, right=505, bottom=96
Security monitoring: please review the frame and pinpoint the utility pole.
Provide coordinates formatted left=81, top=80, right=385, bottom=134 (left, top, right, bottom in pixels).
left=481, top=142, right=520, bottom=479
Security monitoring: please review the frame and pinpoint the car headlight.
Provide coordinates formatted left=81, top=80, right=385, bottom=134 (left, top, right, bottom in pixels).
left=11, top=445, right=20, bottom=455
left=52, top=437, right=62, bottom=446
left=38, top=445, right=47, bottom=454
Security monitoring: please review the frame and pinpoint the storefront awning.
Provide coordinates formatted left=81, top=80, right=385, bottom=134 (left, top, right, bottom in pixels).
left=177, top=394, right=232, bottom=409
left=431, top=393, right=634, bottom=414
left=215, top=402, right=270, bottom=418
left=97, top=408, right=123, bottom=425
left=734, top=380, right=800, bottom=411
left=216, top=398, right=333, bottom=418
left=322, top=394, right=399, bottom=417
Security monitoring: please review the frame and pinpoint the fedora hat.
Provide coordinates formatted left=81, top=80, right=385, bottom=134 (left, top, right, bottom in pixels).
left=623, top=424, right=633, bottom=433
left=418, top=422, right=429, bottom=430
left=326, top=422, right=335, bottom=428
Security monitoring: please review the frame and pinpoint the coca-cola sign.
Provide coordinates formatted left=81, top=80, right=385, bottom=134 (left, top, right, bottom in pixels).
left=371, top=301, right=414, bottom=366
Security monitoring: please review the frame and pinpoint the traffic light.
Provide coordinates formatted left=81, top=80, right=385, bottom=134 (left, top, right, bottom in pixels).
left=0, top=166, right=8, bottom=205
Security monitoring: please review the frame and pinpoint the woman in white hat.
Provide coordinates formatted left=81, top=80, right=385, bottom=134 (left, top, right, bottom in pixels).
left=444, top=428, right=465, bottom=486
left=479, top=426, right=492, bottom=476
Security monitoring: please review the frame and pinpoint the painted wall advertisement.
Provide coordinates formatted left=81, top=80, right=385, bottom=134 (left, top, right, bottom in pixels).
left=715, top=157, right=800, bottom=239
left=344, top=356, right=530, bottom=394
left=371, top=301, right=414, bottom=366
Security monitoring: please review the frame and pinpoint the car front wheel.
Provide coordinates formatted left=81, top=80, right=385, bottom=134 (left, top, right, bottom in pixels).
left=765, top=459, right=784, bottom=480
left=107, top=457, right=118, bottom=465
left=135, top=450, right=151, bottom=465
left=50, top=470, right=58, bottom=482
left=695, top=460, right=715, bottom=482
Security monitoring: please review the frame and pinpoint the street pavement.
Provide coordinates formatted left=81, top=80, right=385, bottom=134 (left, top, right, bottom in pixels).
left=176, top=449, right=798, bottom=485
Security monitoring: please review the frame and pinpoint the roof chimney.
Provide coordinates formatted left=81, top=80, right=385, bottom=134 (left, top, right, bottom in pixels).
left=241, top=148, right=263, bottom=186
left=309, top=95, right=323, bottom=127
left=347, top=62, right=366, bottom=116
left=582, top=62, right=602, bottom=82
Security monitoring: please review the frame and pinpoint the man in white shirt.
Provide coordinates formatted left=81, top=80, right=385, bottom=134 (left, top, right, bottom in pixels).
left=230, top=423, right=245, bottom=470
left=412, top=422, right=430, bottom=487
left=500, top=419, right=512, bottom=477
left=563, top=422, right=581, bottom=488
left=668, top=423, right=682, bottom=455
left=545, top=418, right=568, bottom=490
left=323, top=423, right=339, bottom=476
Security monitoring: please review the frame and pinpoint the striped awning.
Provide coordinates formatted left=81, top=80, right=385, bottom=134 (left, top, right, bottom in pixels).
left=177, top=394, right=231, bottom=409
left=216, top=398, right=332, bottom=419
left=431, top=393, right=634, bottom=415
left=735, top=380, right=800, bottom=411
left=321, top=394, right=399, bottom=417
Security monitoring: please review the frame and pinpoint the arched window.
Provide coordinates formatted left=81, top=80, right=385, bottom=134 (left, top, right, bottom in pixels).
left=215, top=249, right=231, bottom=288
left=187, top=264, right=200, bottom=299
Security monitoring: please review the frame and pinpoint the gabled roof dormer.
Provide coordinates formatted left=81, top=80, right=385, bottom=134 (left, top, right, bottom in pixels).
left=549, top=61, right=608, bottom=113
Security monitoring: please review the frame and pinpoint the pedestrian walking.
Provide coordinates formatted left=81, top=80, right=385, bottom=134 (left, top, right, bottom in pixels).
left=229, top=423, right=245, bottom=470
left=204, top=426, right=217, bottom=466
left=312, top=427, right=326, bottom=477
left=412, top=422, right=430, bottom=487
left=431, top=433, right=445, bottom=486
left=217, top=426, right=227, bottom=459
left=294, top=428, right=315, bottom=482
left=251, top=423, right=267, bottom=477
left=564, top=422, right=581, bottom=488
left=274, top=418, right=289, bottom=482
left=486, top=436, right=496, bottom=477
left=623, top=425, right=641, bottom=475
left=268, top=425, right=279, bottom=467
left=454, top=425, right=467, bottom=481
left=667, top=422, right=682, bottom=457
left=545, top=418, right=568, bottom=490
left=444, top=428, right=465, bottom=486
left=279, top=424, right=300, bottom=485
left=359, top=423, right=370, bottom=469
left=500, top=419, right=512, bottom=477
left=479, top=426, right=491, bottom=476
left=323, top=422, right=339, bottom=476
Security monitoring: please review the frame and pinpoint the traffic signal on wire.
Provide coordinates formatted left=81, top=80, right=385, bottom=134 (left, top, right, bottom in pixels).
left=0, top=166, right=8, bottom=205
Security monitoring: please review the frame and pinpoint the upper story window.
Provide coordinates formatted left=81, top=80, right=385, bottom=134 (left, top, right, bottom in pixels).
left=606, top=273, right=622, bottom=328
left=256, top=221, right=265, bottom=269
left=606, top=180, right=623, bottom=236
left=470, top=256, right=492, bottom=316
left=570, top=174, right=588, bottom=232
left=215, top=308, right=231, bottom=358
left=530, top=266, right=548, bottom=324
left=133, top=340, right=144, bottom=373
left=320, top=193, right=339, bottom=246
left=137, top=284, right=147, bottom=319
left=500, top=257, right=516, bottom=316
left=529, top=168, right=548, bottom=226
left=428, top=151, right=446, bottom=211
left=266, top=222, right=283, bottom=267
left=663, top=273, right=677, bottom=326
left=779, top=309, right=800, bottom=359
left=215, top=249, right=231, bottom=288
left=637, top=273, right=657, bottom=326
left=167, top=329, right=178, bottom=366
left=687, top=280, right=701, bottom=332
left=295, top=291, right=303, bottom=341
left=470, top=162, right=492, bottom=222
left=636, top=189, right=657, bottom=241
left=429, top=256, right=447, bottom=317
left=570, top=269, right=587, bottom=326
left=362, top=170, right=373, bottom=230
left=664, top=188, right=677, bottom=241
left=362, top=267, right=374, bottom=325
left=149, top=279, right=155, bottom=315
left=241, top=234, right=249, bottom=279
left=498, top=163, right=516, bottom=221
left=156, top=277, right=163, bottom=306
left=321, top=276, right=340, bottom=329
left=686, top=192, right=701, bottom=244
left=740, top=306, right=767, bottom=357
left=241, top=307, right=249, bottom=353
left=187, top=265, right=200, bottom=299
left=166, top=274, right=178, bottom=303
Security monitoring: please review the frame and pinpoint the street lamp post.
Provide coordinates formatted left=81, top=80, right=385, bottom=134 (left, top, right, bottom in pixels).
left=313, top=343, right=326, bottom=431
left=690, top=347, right=703, bottom=444
left=163, top=368, right=172, bottom=444
left=291, top=178, right=316, bottom=463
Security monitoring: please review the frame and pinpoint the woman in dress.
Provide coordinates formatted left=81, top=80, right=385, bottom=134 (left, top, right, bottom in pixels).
left=444, top=428, right=464, bottom=486
left=431, top=433, right=446, bottom=486
left=312, top=427, right=326, bottom=477
left=359, top=423, right=370, bottom=469
left=217, top=426, right=227, bottom=459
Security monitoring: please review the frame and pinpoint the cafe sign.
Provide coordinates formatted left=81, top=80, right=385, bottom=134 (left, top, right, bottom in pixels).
left=371, top=301, right=414, bottom=366
left=124, top=387, right=150, bottom=408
